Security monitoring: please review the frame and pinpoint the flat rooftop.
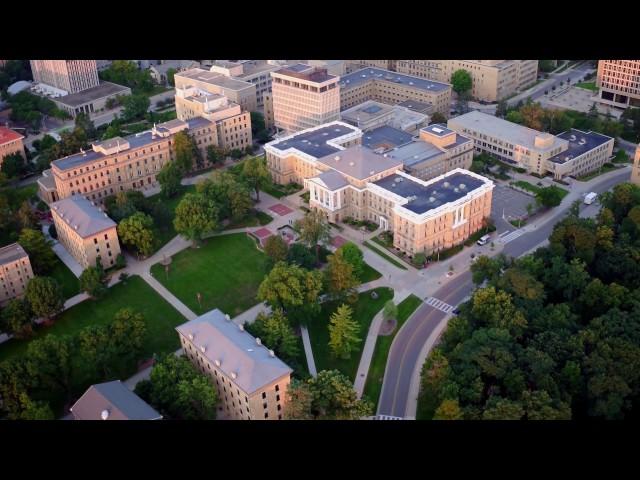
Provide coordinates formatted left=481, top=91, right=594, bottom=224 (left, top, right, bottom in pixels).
left=268, top=122, right=359, bottom=159
left=314, top=169, right=349, bottom=191
left=177, top=68, right=254, bottom=91
left=362, top=125, right=413, bottom=152
left=448, top=110, right=565, bottom=152
left=55, top=81, right=130, bottom=108
left=340, top=67, right=450, bottom=93
left=50, top=195, right=116, bottom=238
left=384, top=140, right=444, bottom=168
left=397, top=99, right=434, bottom=114
left=0, top=243, right=29, bottom=266
left=374, top=170, right=488, bottom=215
left=421, top=123, right=456, bottom=137
left=549, top=129, right=613, bottom=164
left=176, top=309, right=292, bottom=395
left=341, top=100, right=395, bottom=124
left=274, top=63, right=336, bottom=83
left=317, top=145, right=403, bottom=180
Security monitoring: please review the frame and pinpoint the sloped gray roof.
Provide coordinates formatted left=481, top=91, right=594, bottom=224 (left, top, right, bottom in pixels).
left=317, top=145, right=403, bottom=180
left=70, top=380, right=162, bottom=420
left=176, top=309, right=292, bottom=395
left=50, top=195, right=116, bottom=238
left=316, top=170, right=349, bottom=190
left=0, top=243, right=29, bottom=266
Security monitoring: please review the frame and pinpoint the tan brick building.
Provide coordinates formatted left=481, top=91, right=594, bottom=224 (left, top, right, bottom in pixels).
left=0, top=127, right=26, bottom=170
left=339, top=68, right=451, bottom=118
left=30, top=60, right=100, bottom=94
left=631, top=145, right=640, bottom=186
left=395, top=60, right=538, bottom=103
left=176, top=309, right=292, bottom=421
left=596, top=60, right=640, bottom=110
left=266, top=121, right=493, bottom=256
left=448, top=111, right=614, bottom=179
left=50, top=195, right=121, bottom=270
left=0, top=243, right=34, bottom=304
left=346, top=60, right=397, bottom=73
left=270, top=64, right=341, bottom=134
left=39, top=117, right=218, bottom=205
left=174, top=68, right=257, bottom=114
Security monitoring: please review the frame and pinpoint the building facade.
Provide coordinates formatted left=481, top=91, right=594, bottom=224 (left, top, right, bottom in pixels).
left=30, top=60, right=100, bottom=95
left=50, top=195, right=121, bottom=270
left=346, top=60, right=397, bottom=73
left=0, top=127, right=26, bottom=170
left=270, top=64, right=341, bottom=134
left=265, top=121, right=492, bottom=256
left=174, top=68, right=257, bottom=114
left=0, top=243, right=34, bottom=304
left=210, top=60, right=280, bottom=110
left=176, top=309, right=292, bottom=421
left=448, top=111, right=614, bottom=179
left=596, top=60, right=640, bottom=110
left=396, top=60, right=539, bottom=103
left=631, top=145, right=640, bottom=186
left=339, top=68, right=451, bottom=117
left=340, top=100, right=429, bottom=133
left=39, top=118, right=218, bottom=205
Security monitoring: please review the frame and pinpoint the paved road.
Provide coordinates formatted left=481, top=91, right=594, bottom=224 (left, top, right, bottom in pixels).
left=377, top=168, right=631, bottom=418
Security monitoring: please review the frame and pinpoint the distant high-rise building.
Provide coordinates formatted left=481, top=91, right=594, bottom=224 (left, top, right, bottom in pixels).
left=596, top=60, right=640, bottom=110
left=270, top=63, right=340, bottom=134
left=30, top=60, right=100, bottom=94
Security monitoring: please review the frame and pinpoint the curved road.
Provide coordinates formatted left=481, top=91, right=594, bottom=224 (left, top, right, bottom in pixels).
left=377, top=168, right=631, bottom=418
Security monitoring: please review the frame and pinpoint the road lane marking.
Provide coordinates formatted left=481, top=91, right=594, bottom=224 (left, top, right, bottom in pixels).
left=425, top=297, right=454, bottom=313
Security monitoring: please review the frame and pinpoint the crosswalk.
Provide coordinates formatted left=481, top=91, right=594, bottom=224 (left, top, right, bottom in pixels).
left=425, top=296, right=455, bottom=314
left=498, top=229, right=526, bottom=244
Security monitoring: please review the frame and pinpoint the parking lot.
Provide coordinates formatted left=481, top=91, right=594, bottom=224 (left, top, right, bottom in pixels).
left=490, top=184, right=536, bottom=231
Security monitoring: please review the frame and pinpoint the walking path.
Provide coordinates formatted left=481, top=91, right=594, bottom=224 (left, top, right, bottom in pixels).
left=142, top=271, right=197, bottom=321
left=300, top=326, right=317, bottom=377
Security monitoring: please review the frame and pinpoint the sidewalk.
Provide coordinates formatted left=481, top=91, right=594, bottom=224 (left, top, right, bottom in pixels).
left=142, top=271, right=197, bottom=321
left=300, top=326, right=317, bottom=377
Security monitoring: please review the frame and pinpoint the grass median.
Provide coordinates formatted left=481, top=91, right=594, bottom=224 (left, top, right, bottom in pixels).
left=363, top=241, right=408, bottom=270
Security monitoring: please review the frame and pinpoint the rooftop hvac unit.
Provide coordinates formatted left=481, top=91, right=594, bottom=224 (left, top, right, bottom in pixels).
left=429, top=196, right=435, bottom=202
left=200, top=345, right=206, bottom=353
left=334, top=155, right=341, bottom=161
left=370, top=170, right=376, bottom=175
left=256, top=337, right=262, bottom=345
left=188, top=333, right=194, bottom=340
left=443, top=182, right=450, bottom=188
left=459, top=184, right=466, bottom=190
left=238, top=324, right=244, bottom=331
left=231, top=372, right=237, bottom=379
left=349, top=161, right=355, bottom=166
left=269, top=350, right=275, bottom=358
left=214, top=359, right=221, bottom=367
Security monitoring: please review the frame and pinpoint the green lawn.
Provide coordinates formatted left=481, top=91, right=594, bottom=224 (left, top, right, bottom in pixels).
left=363, top=294, right=422, bottom=411
left=576, top=163, right=618, bottom=181
left=224, top=210, right=273, bottom=230
left=0, top=275, right=186, bottom=363
left=307, top=287, right=394, bottom=383
left=150, top=233, right=269, bottom=317
left=147, top=185, right=196, bottom=251
left=262, top=182, right=303, bottom=199
left=360, top=262, right=382, bottom=283
left=513, top=180, right=542, bottom=195
left=575, top=81, right=598, bottom=92
left=364, top=240, right=408, bottom=270
left=49, top=258, right=80, bottom=299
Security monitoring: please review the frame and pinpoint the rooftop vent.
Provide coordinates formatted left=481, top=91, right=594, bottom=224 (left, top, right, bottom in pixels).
left=238, top=324, right=244, bottom=331
left=214, top=359, right=221, bottom=367
left=370, top=170, right=376, bottom=175
left=74, top=225, right=78, bottom=230
left=429, top=196, right=435, bottom=202
left=225, top=314, right=231, bottom=322
left=570, top=135, right=576, bottom=141
left=459, top=183, right=466, bottom=190
left=231, top=372, right=237, bottom=379
left=101, top=409, right=110, bottom=420
left=454, top=188, right=459, bottom=193
left=188, top=333, right=194, bottom=340
left=200, top=345, right=206, bottom=353
left=335, top=128, right=341, bottom=132
left=322, top=132, right=329, bottom=136
left=349, top=161, right=355, bottom=166
left=269, top=350, right=275, bottom=357
left=256, top=337, right=262, bottom=346
left=432, top=127, right=443, bottom=134
left=443, top=182, right=450, bottom=188
left=247, top=348, right=254, bottom=352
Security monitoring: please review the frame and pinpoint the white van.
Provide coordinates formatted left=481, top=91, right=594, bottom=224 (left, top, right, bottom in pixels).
left=477, top=234, right=491, bottom=246
left=584, top=192, right=597, bottom=205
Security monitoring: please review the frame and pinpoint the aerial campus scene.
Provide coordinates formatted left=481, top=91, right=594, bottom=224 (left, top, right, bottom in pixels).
left=1, top=58, right=640, bottom=422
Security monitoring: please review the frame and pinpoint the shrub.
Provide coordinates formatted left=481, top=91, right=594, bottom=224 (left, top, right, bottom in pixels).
left=48, top=224, right=57, bottom=240
left=412, top=253, right=427, bottom=266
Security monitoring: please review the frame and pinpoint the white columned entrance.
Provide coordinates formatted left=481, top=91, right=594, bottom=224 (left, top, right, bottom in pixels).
left=379, top=215, right=389, bottom=231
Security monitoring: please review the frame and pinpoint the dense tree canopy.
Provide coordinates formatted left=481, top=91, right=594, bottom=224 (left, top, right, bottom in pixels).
left=418, top=182, right=640, bottom=420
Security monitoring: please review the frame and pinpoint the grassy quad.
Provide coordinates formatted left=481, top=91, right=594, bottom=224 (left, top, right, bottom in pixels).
left=360, top=262, right=382, bottom=283
left=307, top=287, right=394, bottom=382
left=150, top=233, right=269, bottom=317
left=49, top=258, right=80, bottom=299
left=0, top=275, right=186, bottom=363
left=362, top=294, right=423, bottom=411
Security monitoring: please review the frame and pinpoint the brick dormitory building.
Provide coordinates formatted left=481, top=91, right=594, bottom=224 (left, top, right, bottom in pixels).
left=0, top=243, right=34, bottom=304
left=264, top=121, right=493, bottom=257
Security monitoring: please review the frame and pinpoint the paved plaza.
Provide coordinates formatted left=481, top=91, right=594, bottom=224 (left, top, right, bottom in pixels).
left=490, top=184, right=536, bottom=231
left=268, top=203, right=294, bottom=216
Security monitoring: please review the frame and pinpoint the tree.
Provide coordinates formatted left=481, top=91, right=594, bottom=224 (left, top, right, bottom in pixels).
left=257, top=261, right=323, bottom=326
left=25, top=334, right=74, bottom=399
left=74, top=112, right=96, bottom=140
left=482, top=398, right=524, bottom=420
left=295, top=210, right=331, bottom=264
left=173, top=131, right=195, bottom=172
left=173, top=193, right=219, bottom=245
left=248, top=309, right=299, bottom=363
left=118, top=211, right=155, bottom=257
left=286, top=243, right=316, bottom=269
left=324, top=251, right=358, bottom=302
left=536, top=186, right=565, bottom=208
left=197, top=171, right=252, bottom=221
left=495, top=100, right=509, bottom=118
left=13, top=392, right=55, bottom=420
left=157, top=161, right=182, bottom=198
left=206, top=145, right=224, bottom=166
left=79, top=266, right=107, bottom=298
left=242, top=156, right=271, bottom=201
left=506, top=110, right=525, bottom=124
left=383, top=300, right=398, bottom=323
left=470, top=254, right=506, bottom=285
left=18, top=228, right=57, bottom=274
left=165, top=67, right=177, bottom=87
left=328, top=304, right=361, bottom=360
left=433, top=399, right=464, bottom=420
left=25, top=276, right=64, bottom=320
left=17, top=201, right=38, bottom=230
left=289, top=369, right=373, bottom=420
left=121, top=94, right=150, bottom=122
left=0, top=299, right=33, bottom=339
left=450, top=69, right=472, bottom=95
left=263, top=234, right=289, bottom=266
left=337, top=242, right=364, bottom=280
left=134, top=354, right=218, bottom=420
left=1, top=152, right=25, bottom=178
left=430, top=112, right=446, bottom=124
